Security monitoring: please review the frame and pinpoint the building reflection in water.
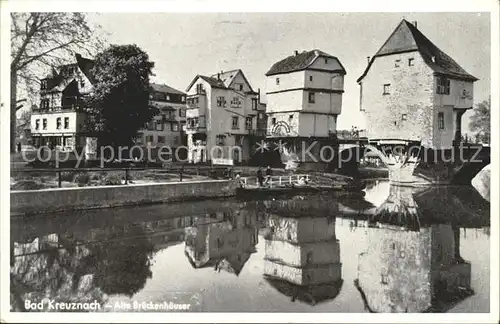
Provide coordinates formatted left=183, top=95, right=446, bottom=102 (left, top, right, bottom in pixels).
left=184, top=209, right=259, bottom=276
left=263, top=212, right=343, bottom=305
left=355, top=185, right=475, bottom=313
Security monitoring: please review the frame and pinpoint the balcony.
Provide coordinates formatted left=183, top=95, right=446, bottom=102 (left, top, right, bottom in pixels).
left=185, top=116, right=207, bottom=134
left=186, top=93, right=207, bottom=110
left=161, top=113, right=177, bottom=122
left=32, top=105, right=85, bottom=114
left=248, top=129, right=267, bottom=137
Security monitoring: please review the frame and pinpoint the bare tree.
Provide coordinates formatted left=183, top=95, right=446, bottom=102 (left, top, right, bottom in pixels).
left=10, top=12, right=103, bottom=153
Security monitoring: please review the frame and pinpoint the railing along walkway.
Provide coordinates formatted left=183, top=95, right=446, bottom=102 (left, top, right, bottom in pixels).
left=241, top=174, right=311, bottom=188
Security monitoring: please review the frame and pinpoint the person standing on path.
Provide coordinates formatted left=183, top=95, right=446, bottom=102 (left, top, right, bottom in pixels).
left=265, top=165, right=273, bottom=186
left=257, top=167, right=264, bottom=187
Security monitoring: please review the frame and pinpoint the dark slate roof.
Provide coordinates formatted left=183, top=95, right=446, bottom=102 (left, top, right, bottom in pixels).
left=211, top=69, right=240, bottom=88
left=266, top=49, right=346, bottom=76
left=264, top=276, right=343, bottom=305
left=151, top=83, right=185, bottom=95
left=43, top=54, right=95, bottom=92
left=357, top=20, right=478, bottom=83
left=75, top=53, right=96, bottom=83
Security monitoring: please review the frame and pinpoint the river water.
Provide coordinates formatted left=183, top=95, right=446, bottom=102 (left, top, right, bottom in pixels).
left=10, top=180, right=490, bottom=313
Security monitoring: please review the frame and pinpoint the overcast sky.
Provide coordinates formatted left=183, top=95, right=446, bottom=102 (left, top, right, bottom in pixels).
left=87, top=12, right=490, bottom=131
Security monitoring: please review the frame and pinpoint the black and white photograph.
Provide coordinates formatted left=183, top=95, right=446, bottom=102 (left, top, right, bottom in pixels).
left=0, top=1, right=498, bottom=323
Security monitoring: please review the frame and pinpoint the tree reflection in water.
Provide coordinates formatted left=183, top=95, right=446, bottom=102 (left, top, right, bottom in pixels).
left=10, top=224, right=154, bottom=311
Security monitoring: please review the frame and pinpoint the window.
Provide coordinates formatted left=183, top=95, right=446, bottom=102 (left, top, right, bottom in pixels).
left=437, top=76, right=450, bottom=95
left=41, top=80, right=47, bottom=90
left=239, top=84, right=244, bottom=91
left=146, top=135, right=154, bottom=143
left=325, top=58, right=328, bottom=64
left=196, top=84, right=204, bottom=94
left=232, top=116, right=239, bottom=129
left=157, top=136, right=165, bottom=144
left=171, top=122, right=179, bottom=132
left=401, top=114, right=407, bottom=121
left=245, top=116, right=253, bottom=130
left=289, top=114, right=293, bottom=122
left=309, top=75, right=313, bottom=82
left=383, top=84, right=391, bottom=95
left=64, top=117, right=69, bottom=129
left=216, top=134, right=225, bottom=145
left=35, top=119, right=40, bottom=130
left=395, top=59, right=401, bottom=68
left=217, top=96, right=226, bottom=108
left=166, top=95, right=170, bottom=101
left=271, top=117, right=276, bottom=125
left=438, top=112, right=445, bottom=130
left=80, top=79, right=85, bottom=88
left=40, top=99, right=50, bottom=110
left=408, top=58, right=414, bottom=66
left=308, top=92, right=315, bottom=103
left=276, top=78, right=280, bottom=85
left=42, top=119, right=47, bottom=130
left=252, top=98, right=258, bottom=111
left=181, top=96, right=186, bottom=102
left=56, top=117, right=62, bottom=129
left=155, top=120, right=164, bottom=131
left=179, top=109, right=185, bottom=117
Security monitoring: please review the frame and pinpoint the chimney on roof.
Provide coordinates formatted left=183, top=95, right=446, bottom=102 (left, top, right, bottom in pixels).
left=294, top=50, right=299, bottom=56
left=412, top=21, right=417, bottom=28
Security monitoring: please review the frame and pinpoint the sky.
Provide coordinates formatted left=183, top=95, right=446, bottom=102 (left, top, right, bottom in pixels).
left=87, top=12, right=490, bottom=131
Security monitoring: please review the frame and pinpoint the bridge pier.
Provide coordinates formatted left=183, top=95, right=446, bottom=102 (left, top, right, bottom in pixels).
left=364, top=140, right=490, bottom=186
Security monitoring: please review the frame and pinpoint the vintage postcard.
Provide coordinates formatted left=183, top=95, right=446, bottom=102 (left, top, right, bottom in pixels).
left=1, top=0, right=498, bottom=323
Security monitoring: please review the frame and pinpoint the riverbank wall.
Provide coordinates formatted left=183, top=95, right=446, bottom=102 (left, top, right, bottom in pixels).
left=11, top=179, right=238, bottom=216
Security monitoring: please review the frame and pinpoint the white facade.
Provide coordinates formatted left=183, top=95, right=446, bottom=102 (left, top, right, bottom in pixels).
left=185, top=70, right=265, bottom=164
left=265, top=50, right=346, bottom=139
left=31, top=59, right=92, bottom=150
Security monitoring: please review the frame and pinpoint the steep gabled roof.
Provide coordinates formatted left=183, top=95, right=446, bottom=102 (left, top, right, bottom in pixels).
left=75, top=53, right=95, bottom=83
left=266, top=49, right=346, bottom=76
left=43, top=54, right=95, bottom=92
left=210, top=69, right=256, bottom=93
left=185, top=74, right=228, bottom=92
left=211, top=69, right=240, bottom=88
left=357, top=20, right=478, bottom=83
left=151, top=83, right=185, bottom=95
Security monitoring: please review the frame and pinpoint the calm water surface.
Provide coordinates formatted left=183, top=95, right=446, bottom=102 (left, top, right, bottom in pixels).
left=10, top=181, right=490, bottom=312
